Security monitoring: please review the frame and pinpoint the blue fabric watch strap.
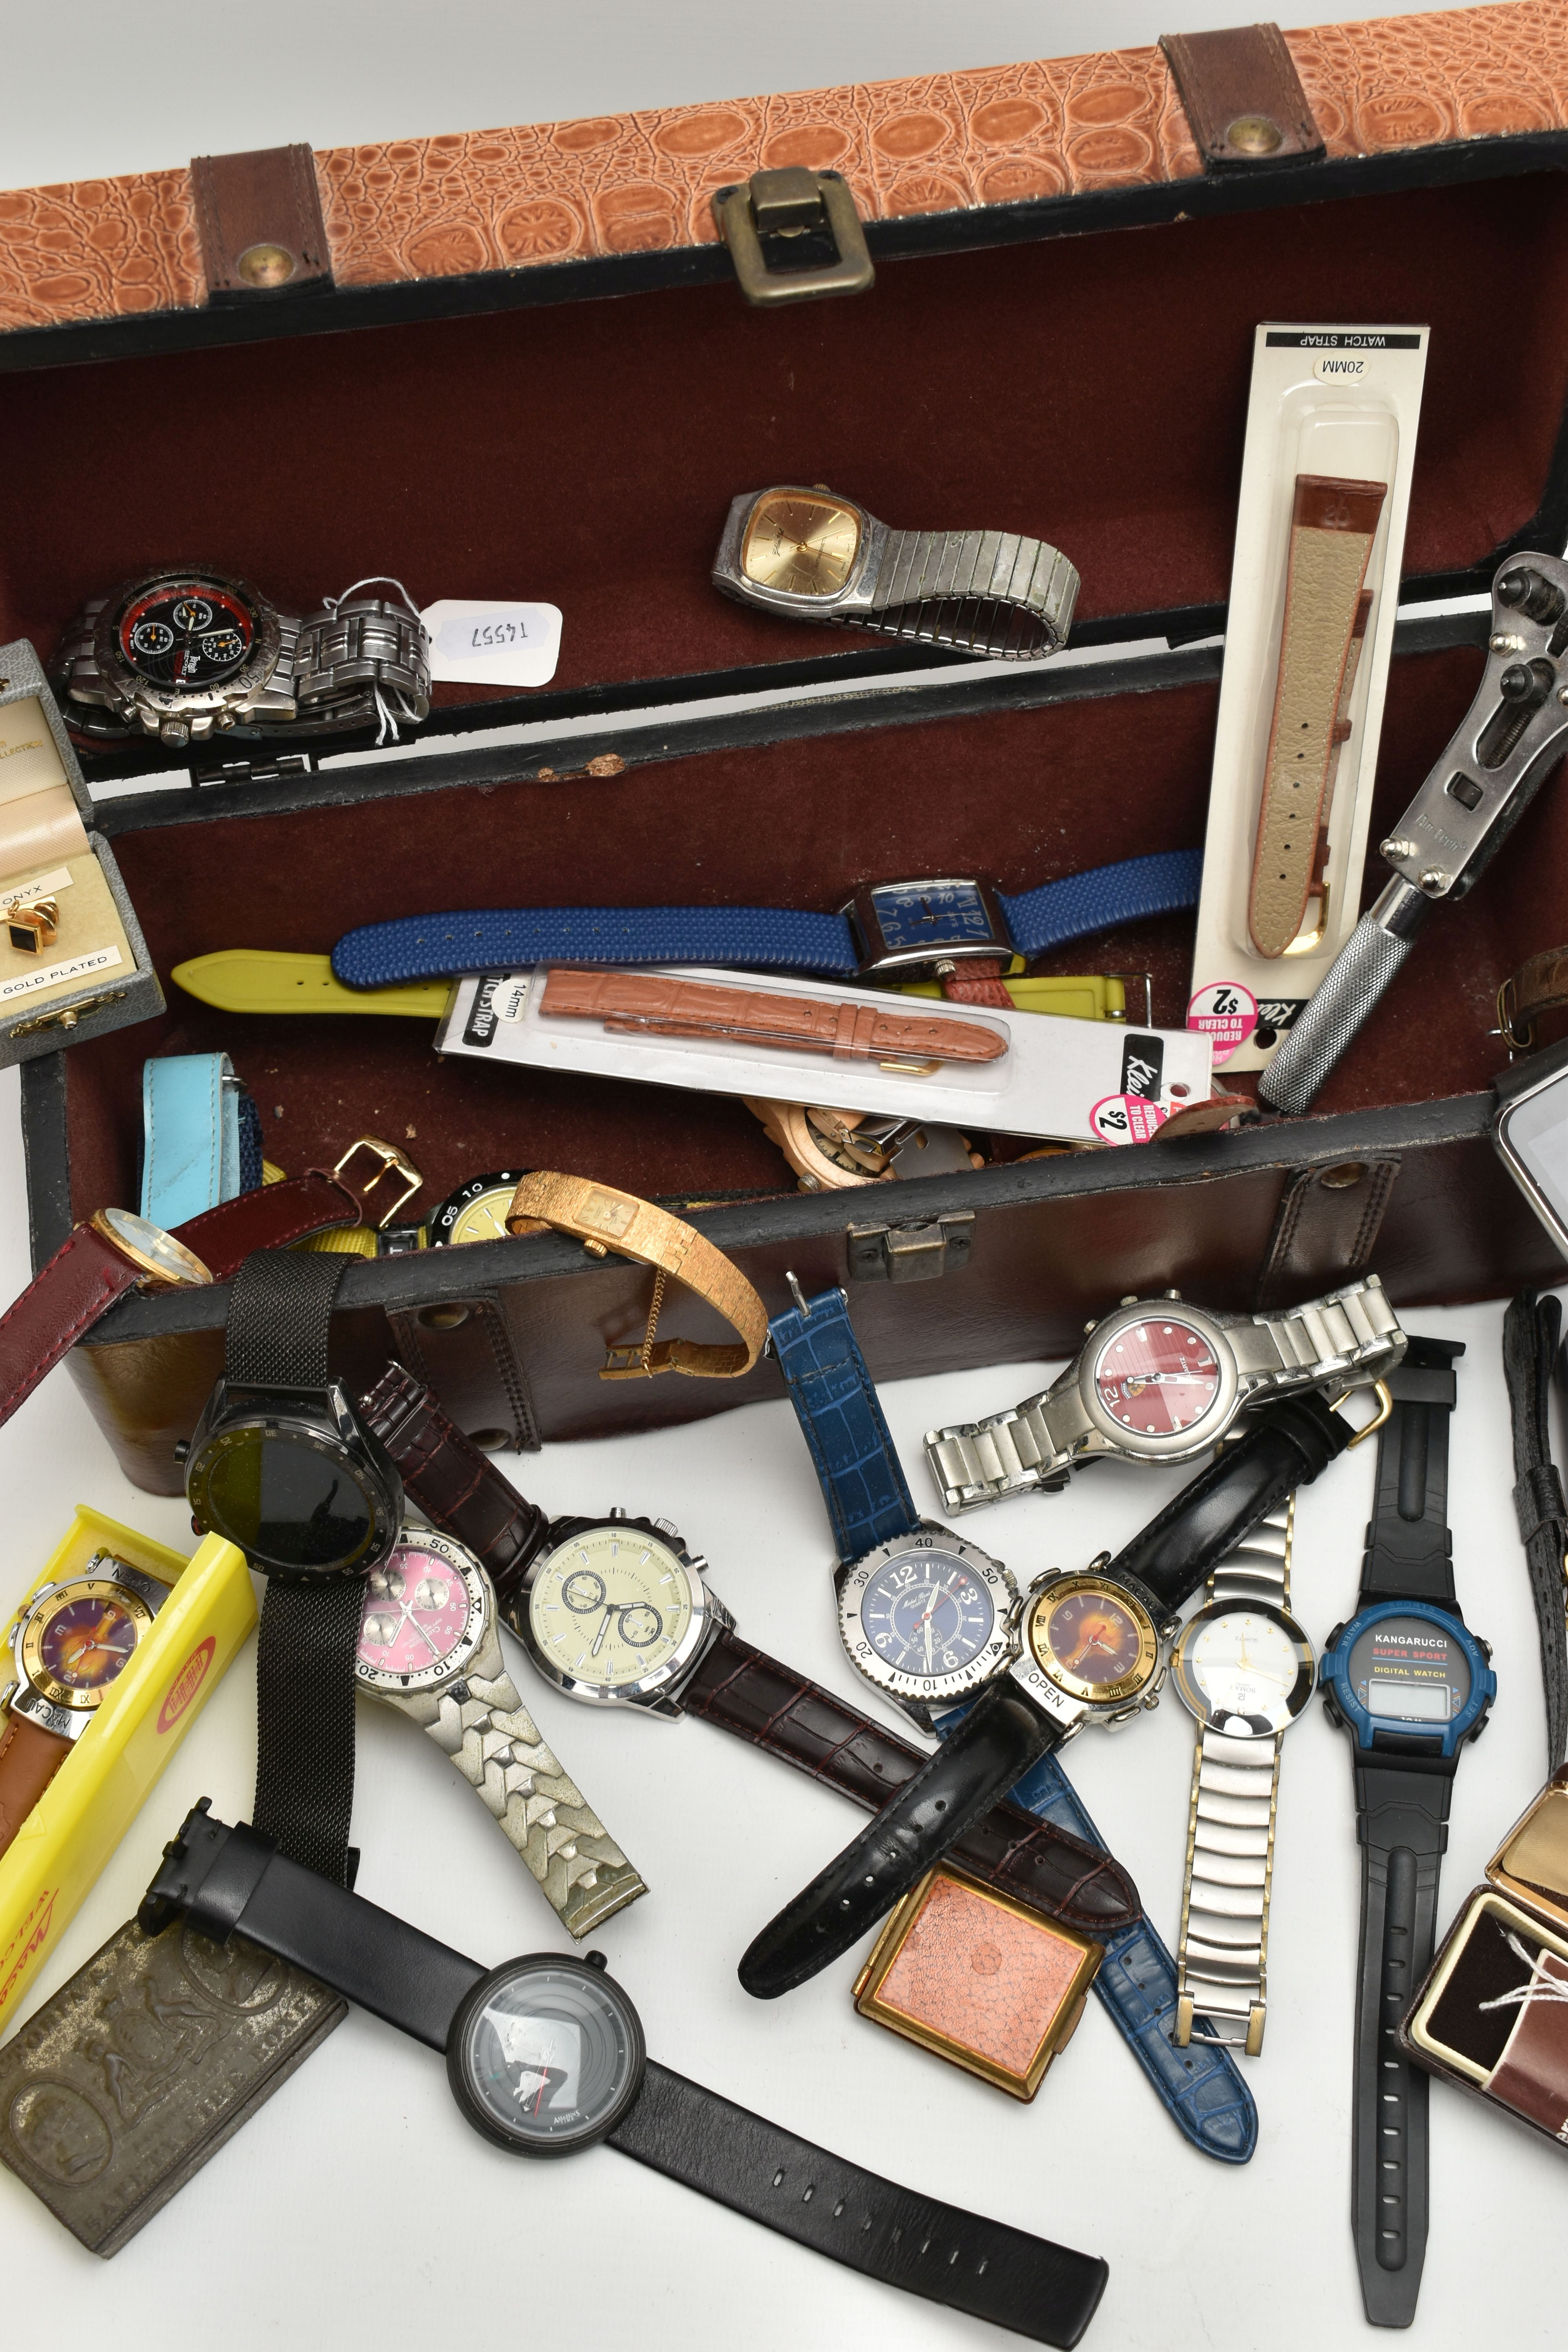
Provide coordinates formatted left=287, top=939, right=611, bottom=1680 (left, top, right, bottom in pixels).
left=330, top=849, right=1203, bottom=990
left=139, top=1053, right=245, bottom=1230
left=983, top=1739, right=1258, bottom=2165
left=770, top=1287, right=920, bottom=1561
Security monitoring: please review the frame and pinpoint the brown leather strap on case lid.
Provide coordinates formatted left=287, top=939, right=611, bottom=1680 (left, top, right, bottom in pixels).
left=360, top=1361, right=552, bottom=1612
left=190, top=143, right=333, bottom=302
left=1160, top=22, right=1326, bottom=168
left=1499, top=944, right=1568, bottom=1052
left=174, top=1168, right=363, bottom=1279
left=0, top=1710, right=73, bottom=1858
left=682, top=1627, right=1139, bottom=1934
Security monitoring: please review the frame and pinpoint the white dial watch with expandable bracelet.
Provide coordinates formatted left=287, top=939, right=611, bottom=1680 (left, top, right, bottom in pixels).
left=924, top=1274, right=1405, bottom=1513
left=1168, top=1501, right=1316, bottom=2054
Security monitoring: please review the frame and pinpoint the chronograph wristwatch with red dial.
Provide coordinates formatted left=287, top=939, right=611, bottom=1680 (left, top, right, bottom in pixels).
left=925, top=1275, right=1406, bottom=1513
left=53, top=565, right=431, bottom=749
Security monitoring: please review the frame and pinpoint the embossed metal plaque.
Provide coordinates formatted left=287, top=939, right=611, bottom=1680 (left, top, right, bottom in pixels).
left=0, top=1917, right=345, bottom=2255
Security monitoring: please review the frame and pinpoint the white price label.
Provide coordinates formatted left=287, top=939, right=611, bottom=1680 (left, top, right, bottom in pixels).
left=420, top=600, right=563, bottom=688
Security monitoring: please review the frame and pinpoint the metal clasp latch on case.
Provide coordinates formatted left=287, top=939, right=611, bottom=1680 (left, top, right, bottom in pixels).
left=333, top=1134, right=423, bottom=1229
left=712, top=169, right=874, bottom=307
left=846, top=1211, right=974, bottom=1284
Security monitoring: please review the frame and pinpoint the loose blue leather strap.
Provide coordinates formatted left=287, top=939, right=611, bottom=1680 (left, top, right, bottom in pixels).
left=139, top=1053, right=243, bottom=1230
left=1002, top=1744, right=1258, bottom=2165
left=770, top=1288, right=920, bottom=1561
left=330, top=849, right=1203, bottom=990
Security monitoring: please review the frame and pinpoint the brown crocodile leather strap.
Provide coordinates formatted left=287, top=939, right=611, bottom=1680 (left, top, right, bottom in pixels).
left=539, top=968, right=1007, bottom=1065
left=1498, top=944, right=1568, bottom=1051
left=939, top=957, right=1016, bottom=1011
left=1249, top=475, right=1387, bottom=960
left=359, top=1362, right=551, bottom=1613
left=0, top=1711, right=73, bottom=1859
left=681, top=1628, right=1139, bottom=1933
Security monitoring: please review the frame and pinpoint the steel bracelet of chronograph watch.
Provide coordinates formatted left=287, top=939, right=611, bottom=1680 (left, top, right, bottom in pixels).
left=1169, top=1499, right=1316, bottom=2055
left=925, top=1275, right=1405, bottom=1512
left=712, top=484, right=1081, bottom=660
left=1318, top=1336, right=1494, bottom=2330
left=54, top=566, right=431, bottom=749
left=0, top=1554, right=170, bottom=1859
left=354, top=1524, right=647, bottom=1937
left=740, top=1387, right=1361, bottom=2000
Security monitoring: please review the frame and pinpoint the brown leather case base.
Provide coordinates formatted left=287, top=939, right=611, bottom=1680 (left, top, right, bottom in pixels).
left=9, top=6, right=1568, bottom=1487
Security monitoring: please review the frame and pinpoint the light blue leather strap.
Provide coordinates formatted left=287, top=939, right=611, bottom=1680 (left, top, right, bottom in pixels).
left=769, top=1287, right=920, bottom=1562
left=1002, top=1745, right=1258, bottom=2165
left=140, top=1053, right=242, bottom=1230
left=329, top=850, right=1204, bottom=990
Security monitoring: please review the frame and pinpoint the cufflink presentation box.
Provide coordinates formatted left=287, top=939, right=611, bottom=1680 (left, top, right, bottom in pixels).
left=0, top=1507, right=256, bottom=2033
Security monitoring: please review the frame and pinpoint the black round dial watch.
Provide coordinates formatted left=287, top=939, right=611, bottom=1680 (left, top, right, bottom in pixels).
left=53, top=566, right=432, bottom=749
left=141, top=1801, right=1109, bottom=2348
left=740, top=1387, right=1364, bottom=2000
left=1317, top=1337, right=1494, bottom=2330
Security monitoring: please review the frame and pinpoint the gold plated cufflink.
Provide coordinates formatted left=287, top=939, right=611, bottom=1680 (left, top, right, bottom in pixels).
left=6, top=896, right=59, bottom=955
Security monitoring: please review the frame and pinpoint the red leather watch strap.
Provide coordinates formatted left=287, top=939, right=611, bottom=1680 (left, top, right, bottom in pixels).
left=0, top=1710, right=74, bottom=1858
left=173, top=1169, right=362, bottom=1279
left=0, top=1224, right=143, bottom=1428
left=682, top=1627, right=1139, bottom=1934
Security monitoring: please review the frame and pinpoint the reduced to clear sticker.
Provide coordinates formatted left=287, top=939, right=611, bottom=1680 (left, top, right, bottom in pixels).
left=421, top=600, right=563, bottom=688
left=1090, top=1093, right=1170, bottom=1146
left=1187, top=981, right=1258, bottom=1067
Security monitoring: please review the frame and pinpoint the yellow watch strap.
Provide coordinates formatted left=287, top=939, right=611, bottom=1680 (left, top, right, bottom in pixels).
left=899, top=972, right=1129, bottom=1020
left=506, top=1170, right=767, bottom=1379
left=171, top=949, right=452, bottom=1020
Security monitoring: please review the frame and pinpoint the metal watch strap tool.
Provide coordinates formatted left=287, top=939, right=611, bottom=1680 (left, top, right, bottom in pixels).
left=713, top=485, right=1080, bottom=660
left=1261, top=550, right=1568, bottom=1112
left=54, top=566, right=431, bottom=749
left=140, top=1802, right=1110, bottom=2347
left=926, top=1275, right=1403, bottom=1510
left=1502, top=1292, right=1568, bottom=1771
left=740, top=1389, right=1363, bottom=2000
left=1318, top=1336, right=1494, bottom=2329
left=1249, top=475, right=1387, bottom=959
left=327, top=852, right=1204, bottom=991
left=1168, top=1501, right=1316, bottom=2054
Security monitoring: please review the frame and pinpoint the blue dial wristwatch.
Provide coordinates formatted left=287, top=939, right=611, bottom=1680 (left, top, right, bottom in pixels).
left=1318, top=1336, right=1494, bottom=2331
left=330, top=850, right=1203, bottom=991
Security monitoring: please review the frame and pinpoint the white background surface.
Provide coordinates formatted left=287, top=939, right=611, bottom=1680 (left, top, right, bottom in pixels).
left=0, top=4, right=1553, bottom=2349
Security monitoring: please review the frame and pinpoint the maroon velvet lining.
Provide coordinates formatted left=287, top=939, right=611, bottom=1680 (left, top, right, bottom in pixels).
left=4, top=172, right=1567, bottom=718
left=59, top=633, right=1567, bottom=1227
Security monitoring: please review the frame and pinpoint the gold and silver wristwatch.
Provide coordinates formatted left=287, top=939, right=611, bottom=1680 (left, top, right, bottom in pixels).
left=1168, top=1500, right=1316, bottom=2053
left=713, top=485, right=1079, bottom=659
left=53, top=565, right=431, bottom=748
left=925, top=1274, right=1405, bottom=1511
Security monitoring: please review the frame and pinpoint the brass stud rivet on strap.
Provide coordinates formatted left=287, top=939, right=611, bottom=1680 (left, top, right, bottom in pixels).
left=418, top=1303, right=468, bottom=1330
left=1319, top=1163, right=1366, bottom=1190
left=1225, top=113, right=1283, bottom=154
left=236, top=241, right=296, bottom=287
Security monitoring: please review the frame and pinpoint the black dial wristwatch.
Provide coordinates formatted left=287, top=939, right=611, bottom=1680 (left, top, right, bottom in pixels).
left=140, top=1801, right=1109, bottom=2348
left=740, top=1387, right=1367, bottom=1999
left=1318, top=1337, right=1495, bottom=2330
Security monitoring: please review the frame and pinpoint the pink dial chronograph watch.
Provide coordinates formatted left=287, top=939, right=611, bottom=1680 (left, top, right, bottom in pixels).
left=354, top=1526, right=647, bottom=1938
left=925, top=1276, right=1406, bottom=1513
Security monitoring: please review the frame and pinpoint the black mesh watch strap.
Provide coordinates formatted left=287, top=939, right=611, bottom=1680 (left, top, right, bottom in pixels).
left=1350, top=1764, right=1450, bottom=2328
left=1359, top=1336, right=1462, bottom=1609
left=609, top=2063, right=1107, bottom=2347
left=230, top=1250, right=363, bottom=1888
left=1503, top=1293, right=1568, bottom=1771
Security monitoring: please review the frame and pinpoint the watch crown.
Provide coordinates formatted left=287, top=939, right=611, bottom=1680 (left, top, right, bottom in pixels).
left=653, top=1517, right=679, bottom=1539
left=608, top=1506, right=628, bottom=1521
left=1083, top=1320, right=1098, bottom=1335
left=1163, top=1288, right=1182, bottom=1301
left=1142, top=1691, right=1160, bottom=1710
left=1119, top=1295, right=1138, bottom=1308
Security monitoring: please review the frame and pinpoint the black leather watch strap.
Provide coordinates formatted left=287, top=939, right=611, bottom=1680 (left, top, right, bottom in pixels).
left=1111, top=1389, right=1355, bottom=1613
left=608, top=2062, right=1107, bottom=2348
left=1350, top=1765, right=1451, bottom=2329
left=1359, top=1336, right=1462, bottom=1609
left=230, top=1251, right=363, bottom=1888
left=737, top=1683, right=1060, bottom=2000
left=1503, top=1293, right=1568, bottom=1771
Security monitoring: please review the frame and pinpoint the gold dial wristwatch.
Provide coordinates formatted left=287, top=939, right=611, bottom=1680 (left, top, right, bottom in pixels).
left=1248, top=474, right=1388, bottom=958
left=713, top=485, right=1080, bottom=659
left=1168, top=1499, right=1316, bottom=2053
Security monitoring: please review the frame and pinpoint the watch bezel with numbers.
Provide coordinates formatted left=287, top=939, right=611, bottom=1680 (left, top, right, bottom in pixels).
left=428, top=1169, right=531, bottom=1248
left=926, top=1275, right=1406, bottom=1510
left=354, top=1525, right=489, bottom=1699
left=835, top=1521, right=1020, bottom=1729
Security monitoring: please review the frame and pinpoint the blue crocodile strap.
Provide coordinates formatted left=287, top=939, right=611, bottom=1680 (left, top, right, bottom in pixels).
left=769, top=1288, right=920, bottom=1561
left=330, top=850, right=1204, bottom=989
left=1005, top=1746, right=1257, bottom=2165
left=139, top=1053, right=242, bottom=1230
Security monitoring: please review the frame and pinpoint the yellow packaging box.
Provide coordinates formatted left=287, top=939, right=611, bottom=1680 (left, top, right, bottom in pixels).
left=0, top=1507, right=255, bottom=2029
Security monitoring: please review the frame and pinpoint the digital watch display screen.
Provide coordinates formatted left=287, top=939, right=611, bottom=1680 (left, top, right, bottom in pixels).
left=1346, top=1615, right=1471, bottom=1728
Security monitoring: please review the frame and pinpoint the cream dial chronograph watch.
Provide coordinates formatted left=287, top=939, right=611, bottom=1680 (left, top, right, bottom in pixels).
left=713, top=484, right=1080, bottom=659
left=516, top=1507, right=731, bottom=1715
